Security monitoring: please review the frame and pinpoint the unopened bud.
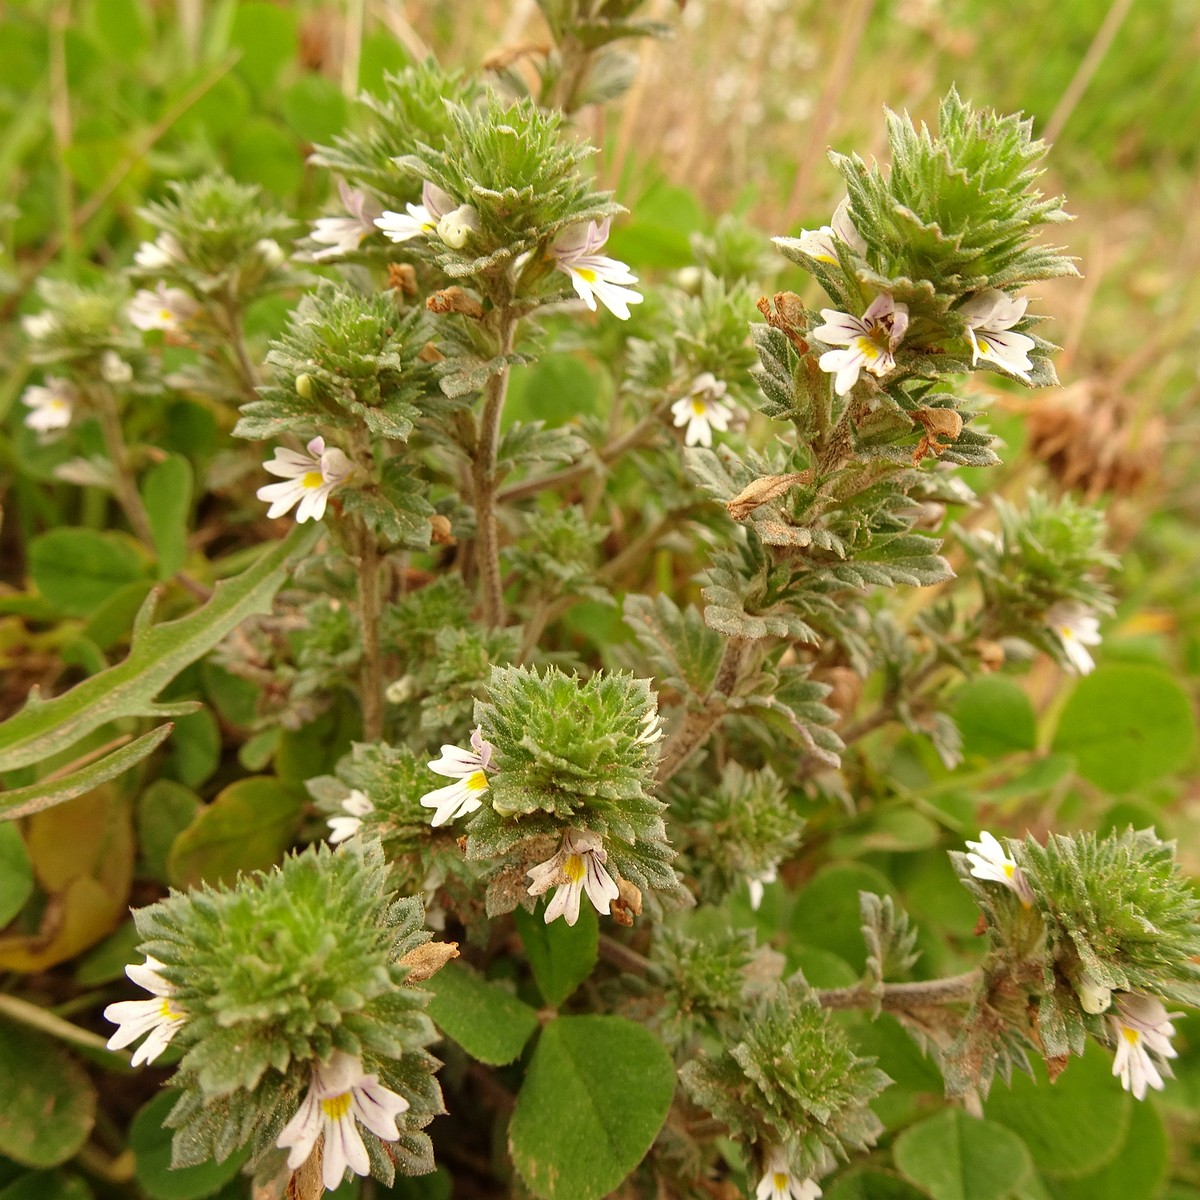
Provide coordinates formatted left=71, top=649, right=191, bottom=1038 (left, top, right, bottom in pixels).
left=436, top=205, right=480, bottom=250
left=295, top=373, right=314, bottom=399
left=1076, top=971, right=1113, bottom=1015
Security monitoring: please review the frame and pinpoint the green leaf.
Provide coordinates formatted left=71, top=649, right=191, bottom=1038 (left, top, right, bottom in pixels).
left=790, top=864, right=895, bottom=972
left=28, top=528, right=147, bottom=617
left=0, top=524, right=320, bottom=775
left=893, top=1108, right=1031, bottom=1200
left=229, top=1, right=297, bottom=92
left=75, top=921, right=141, bottom=986
left=425, top=961, right=540, bottom=1066
left=953, top=677, right=1036, bottom=759
left=130, top=1091, right=250, bottom=1200
left=0, top=823, right=33, bottom=926
left=166, top=776, right=305, bottom=888
left=141, top=455, right=193, bottom=580
left=82, top=579, right=155, bottom=651
left=166, top=708, right=221, bottom=788
left=0, top=1020, right=95, bottom=1167
left=984, top=1042, right=1130, bottom=1180
left=1052, top=665, right=1195, bottom=793
left=514, top=902, right=599, bottom=1007
left=824, top=1169, right=934, bottom=1200
left=136, top=779, right=203, bottom=883
left=0, top=1172, right=92, bottom=1200
left=1056, top=1097, right=1167, bottom=1200
left=0, top=724, right=176, bottom=821
left=509, top=1015, right=675, bottom=1200
left=622, top=594, right=723, bottom=697
left=281, top=75, right=348, bottom=144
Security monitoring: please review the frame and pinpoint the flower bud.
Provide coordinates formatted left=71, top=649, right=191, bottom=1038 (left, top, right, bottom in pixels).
left=295, top=372, right=314, bottom=399
left=1076, top=971, right=1113, bottom=1014
left=435, top=205, right=479, bottom=250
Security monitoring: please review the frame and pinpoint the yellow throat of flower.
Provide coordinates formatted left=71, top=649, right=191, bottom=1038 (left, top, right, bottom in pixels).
left=563, top=853, right=586, bottom=884
left=302, top=471, right=324, bottom=490
left=320, top=1091, right=354, bottom=1120
left=465, top=770, right=489, bottom=793
left=691, top=398, right=708, bottom=416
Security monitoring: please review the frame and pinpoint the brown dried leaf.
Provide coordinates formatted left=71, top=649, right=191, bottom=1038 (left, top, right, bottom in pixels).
left=399, top=940, right=460, bottom=982
left=427, top=287, right=484, bottom=319
left=726, top=471, right=813, bottom=521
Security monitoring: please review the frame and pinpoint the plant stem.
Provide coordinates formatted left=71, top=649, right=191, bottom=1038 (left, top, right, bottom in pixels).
left=355, top=519, right=384, bottom=741
left=816, top=968, right=982, bottom=1014
left=656, top=636, right=749, bottom=785
left=220, top=299, right=262, bottom=402
left=473, top=308, right=518, bottom=628
left=95, top=390, right=155, bottom=546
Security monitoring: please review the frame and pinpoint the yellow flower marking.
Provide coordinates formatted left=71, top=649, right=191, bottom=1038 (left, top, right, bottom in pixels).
left=159, top=309, right=175, bottom=323
left=320, top=1091, right=354, bottom=1120
left=1121, top=1025, right=1142, bottom=1046
left=855, top=337, right=881, bottom=362
left=159, top=998, right=186, bottom=1022
left=774, top=1173, right=790, bottom=1191
left=1002, top=862, right=1016, bottom=880
left=302, top=471, right=324, bottom=490
left=977, top=337, right=992, bottom=354
left=574, top=267, right=598, bottom=283
left=465, top=770, right=489, bottom=793
left=691, top=398, right=707, bottom=416
left=563, top=853, right=586, bottom=884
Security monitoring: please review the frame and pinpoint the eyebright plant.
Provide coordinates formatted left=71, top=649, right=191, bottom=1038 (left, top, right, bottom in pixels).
left=4, top=20, right=1195, bottom=1200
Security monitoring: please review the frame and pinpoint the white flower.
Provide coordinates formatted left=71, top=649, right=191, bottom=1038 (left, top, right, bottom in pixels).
left=550, top=218, right=643, bottom=321
left=747, top=864, right=778, bottom=911
left=256, top=436, right=355, bottom=523
left=756, top=1148, right=822, bottom=1200
left=310, top=181, right=379, bottom=260
left=635, top=706, right=664, bottom=746
left=128, top=283, right=199, bottom=332
left=1045, top=601, right=1101, bottom=675
left=103, top=956, right=187, bottom=1067
left=21, top=377, right=76, bottom=433
left=1076, top=970, right=1113, bottom=1015
left=670, top=372, right=734, bottom=448
left=964, top=830, right=1034, bottom=906
left=375, top=181, right=459, bottom=245
left=21, top=311, right=59, bottom=340
left=527, top=828, right=620, bottom=927
left=790, top=196, right=867, bottom=263
left=328, top=789, right=373, bottom=844
left=133, top=232, right=184, bottom=270
left=100, top=350, right=133, bottom=385
left=256, top=238, right=286, bottom=267
left=813, top=293, right=908, bottom=396
left=435, top=204, right=480, bottom=250
left=276, top=1050, right=409, bottom=1192
left=421, top=726, right=495, bottom=827
left=958, top=290, right=1035, bottom=382
left=1110, top=993, right=1180, bottom=1101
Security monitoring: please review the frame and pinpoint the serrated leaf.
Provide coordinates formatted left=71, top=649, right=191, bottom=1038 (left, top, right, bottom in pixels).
left=509, top=1015, right=675, bottom=1200
left=622, top=594, right=724, bottom=697
left=131, top=1091, right=250, bottom=1200
left=425, top=961, right=540, bottom=1066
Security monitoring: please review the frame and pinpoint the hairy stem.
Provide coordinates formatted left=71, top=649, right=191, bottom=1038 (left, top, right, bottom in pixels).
left=95, top=390, right=155, bottom=547
left=356, top=520, right=385, bottom=742
left=473, top=308, right=518, bottom=628
left=816, top=968, right=983, bottom=1014
left=656, top=636, right=749, bottom=785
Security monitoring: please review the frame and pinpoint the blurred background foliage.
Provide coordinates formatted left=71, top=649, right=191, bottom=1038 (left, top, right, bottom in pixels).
left=1, top=1, right=1200, bottom=1198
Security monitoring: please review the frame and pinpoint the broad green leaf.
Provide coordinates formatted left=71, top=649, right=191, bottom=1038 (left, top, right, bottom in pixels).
left=28, top=528, right=147, bottom=617
left=136, top=779, right=203, bottom=882
left=1056, top=1097, right=1167, bottom=1200
left=953, top=677, right=1036, bottom=759
left=0, top=1021, right=95, bottom=1167
left=0, top=823, right=33, bottom=925
left=505, top=356, right=601, bottom=425
left=425, top=961, right=540, bottom=1066
left=141, top=455, right=194, bottom=580
left=229, top=1, right=297, bottom=92
left=893, top=1108, right=1031, bottom=1200
left=0, top=724, right=174, bottom=820
left=514, top=902, right=598, bottom=1007
left=167, top=776, right=305, bottom=888
left=131, top=1091, right=250, bottom=1200
left=984, top=1042, right=1130, bottom=1180
left=0, top=524, right=320, bottom=775
left=166, top=708, right=221, bottom=788
left=0, top=1172, right=92, bottom=1200
left=1052, top=665, right=1195, bottom=793
left=228, top=118, right=303, bottom=197
left=824, top=1169, right=933, bottom=1199
left=281, top=75, right=348, bottom=143
left=509, top=1015, right=675, bottom=1200
left=790, top=864, right=895, bottom=972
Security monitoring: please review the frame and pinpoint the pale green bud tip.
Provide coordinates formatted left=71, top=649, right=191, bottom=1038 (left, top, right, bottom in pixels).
left=295, top=373, right=314, bottom=399
left=1076, top=971, right=1113, bottom=1014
